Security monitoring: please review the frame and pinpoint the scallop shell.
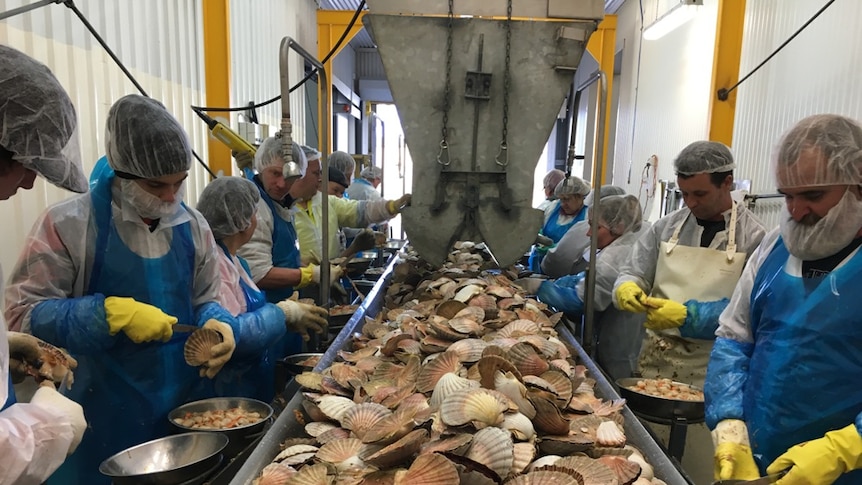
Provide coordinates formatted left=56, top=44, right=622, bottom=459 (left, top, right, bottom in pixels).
left=555, top=456, right=619, bottom=485
left=340, top=402, right=392, bottom=440
left=465, top=426, right=513, bottom=479
left=530, top=396, right=570, bottom=435
left=540, top=370, right=573, bottom=404
left=597, top=455, right=642, bottom=484
left=435, top=299, right=468, bottom=319
left=627, top=453, right=654, bottom=480
left=430, top=372, right=480, bottom=408
left=183, top=327, right=221, bottom=366
left=502, top=412, right=536, bottom=441
left=454, top=284, right=484, bottom=302
left=316, top=395, right=356, bottom=422
left=381, top=334, right=414, bottom=357
left=518, top=335, right=560, bottom=359
left=316, top=427, right=351, bottom=444
left=508, top=343, right=550, bottom=376
left=494, top=371, right=536, bottom=419
left=305, top=421, right=337, bottom=438
left=510, top=442, right=537, bottom=477
left=453, top=305, right=486, bottom=322
left=498, top=320, right=541, bottom=339
left=440, top=388, right=509, bottom=428
left=537, top=434, right=595, bottom=455
left=477, top=355, right=521, bottom=389
left=295, top=372, right=325, bottom=391
left=528, top=455, right=562, bottom=471
left=468, top=294, right=498, bottom=312
left=393, top=452, right=459, bottom=485
left=315, top=438, right=367, bottom=471
left=257, top=462, right=296, bottom=485
left=507, top=469, right=583, bottom=485
left=301, top=399, right=329, bottom=423
left=420, top=433, right=473, bottom=455
left=287, top=463, right=333, bottom=485
left=273, top=444, right=319, bottom=465
left=416, top=351, right=462, bottom=393
left=447, top=316, right=484, bottom=336
left=481, top=345, right=509, bottom=359
left=596, top=421, right=627, bottom=447
left=447, top=338, right=488, bottom=363
left=363, top=428, right=428, bottom=469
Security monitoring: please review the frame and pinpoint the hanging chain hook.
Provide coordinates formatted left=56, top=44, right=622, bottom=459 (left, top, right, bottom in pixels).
left=438, top=0, right=454, bottom=166
left=495, top=0, right=512, bottom=168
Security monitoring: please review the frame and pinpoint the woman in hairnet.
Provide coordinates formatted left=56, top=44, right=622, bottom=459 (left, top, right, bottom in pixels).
left=521, top=195, right=649, bottom=379
left=5, top=94, right=239, bottom=484
left=197, top=177, right=328, bottom=401
left=0, top=45, right=87, bottom=485
left=346, top=164, right=384, bottom=201
left=537, top=168, right=566, bottom=211
left=529, top=175, right=591, bottom=273
left=706, top=115, right=862, bottom=485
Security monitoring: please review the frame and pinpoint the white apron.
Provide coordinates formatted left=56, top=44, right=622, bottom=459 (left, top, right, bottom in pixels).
left=639, top=202, right=746, bottom=387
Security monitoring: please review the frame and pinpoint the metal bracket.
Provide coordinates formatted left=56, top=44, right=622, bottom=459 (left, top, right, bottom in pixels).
left=465, top=71, right=492, bottom=100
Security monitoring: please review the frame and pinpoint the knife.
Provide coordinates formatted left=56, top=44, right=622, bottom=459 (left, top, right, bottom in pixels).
left=712, top=469, right=789, bottom=485
left=172, top=324, right=199, bottom=334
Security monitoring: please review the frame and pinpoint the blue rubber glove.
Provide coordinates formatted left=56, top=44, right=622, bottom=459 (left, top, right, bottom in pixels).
left=680, top=298, right=729, bottom=339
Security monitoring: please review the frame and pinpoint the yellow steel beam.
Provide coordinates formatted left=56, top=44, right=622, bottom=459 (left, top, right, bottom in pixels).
left=586, top=15, right=617, bottom=185
left=201, top=0, right=232, bottom=177
left=708, top=0, right=746, bottom=146
left=317, top=9, right=367, bottom=153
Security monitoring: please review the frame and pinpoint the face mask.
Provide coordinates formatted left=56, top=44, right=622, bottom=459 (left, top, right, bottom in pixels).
left=780, top=189, right=862, bottom=260
left=121, top=179, right=184, bottom=220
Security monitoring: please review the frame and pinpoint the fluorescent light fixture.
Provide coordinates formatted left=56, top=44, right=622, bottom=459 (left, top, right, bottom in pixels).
left=643, top=0, right=703, bottom=40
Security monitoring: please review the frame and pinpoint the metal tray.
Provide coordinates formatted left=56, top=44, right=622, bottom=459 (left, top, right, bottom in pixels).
left=616, top=377, right=705, bottom=422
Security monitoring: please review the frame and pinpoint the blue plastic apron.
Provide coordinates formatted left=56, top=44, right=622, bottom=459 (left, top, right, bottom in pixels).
left=49, top=163, right=198, bottom=485
left=1, top=373, right=15, bottom=410
left=529, top=202, right=586, bottom=272
left=747, top=238, right=862, bottom=483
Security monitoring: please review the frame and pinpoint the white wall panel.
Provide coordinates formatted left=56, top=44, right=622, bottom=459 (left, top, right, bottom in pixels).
left=731, top=0, right=862, bottom=229
left=0, top=0, right=208, bottom=278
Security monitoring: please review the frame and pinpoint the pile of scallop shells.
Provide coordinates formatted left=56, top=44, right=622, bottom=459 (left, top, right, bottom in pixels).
left=254, top=243, right=666, bottom=485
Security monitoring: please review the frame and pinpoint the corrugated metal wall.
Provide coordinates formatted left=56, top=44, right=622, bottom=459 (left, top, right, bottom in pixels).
left=0, top=0, right=208, bottom=276
left=731, top=0, right=862, bottom=229
left=229, top=0, right=317, bottom=148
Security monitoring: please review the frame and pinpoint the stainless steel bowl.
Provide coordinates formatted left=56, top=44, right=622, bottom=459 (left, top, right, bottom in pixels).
left=280, top=352, right=324, bottom=375
left=169, top=397, right=273, bottom=442
left=616, top=377, right=705, bottom=421
left=99, top=432, right=227, bottom=485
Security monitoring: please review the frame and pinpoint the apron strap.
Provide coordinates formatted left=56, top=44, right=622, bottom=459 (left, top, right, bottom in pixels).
left=725, top=200, right=739, bottom=261
left=666, top=211, right=688, bottom=254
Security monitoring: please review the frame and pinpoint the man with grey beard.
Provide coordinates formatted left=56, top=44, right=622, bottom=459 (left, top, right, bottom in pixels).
left=705, top=114, right=862, bottom=485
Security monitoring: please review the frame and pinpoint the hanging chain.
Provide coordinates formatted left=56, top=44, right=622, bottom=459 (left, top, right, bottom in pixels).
left=495, top=0, right=512, bottom=167
left=437, top=0, right=454, bottom=166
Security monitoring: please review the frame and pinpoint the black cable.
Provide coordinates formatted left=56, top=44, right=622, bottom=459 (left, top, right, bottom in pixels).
left=190, top=0, right=366, bottom=113
left=718, top=0, right=837, bottom=101
left=62, top=1, right=217, bottom=178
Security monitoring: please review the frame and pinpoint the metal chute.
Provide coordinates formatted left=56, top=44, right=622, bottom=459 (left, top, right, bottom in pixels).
left=364, top=0, right=602, bottom=266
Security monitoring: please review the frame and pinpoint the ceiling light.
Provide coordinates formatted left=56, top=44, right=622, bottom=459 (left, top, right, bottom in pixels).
left=643, top=0, right=703, bottom=41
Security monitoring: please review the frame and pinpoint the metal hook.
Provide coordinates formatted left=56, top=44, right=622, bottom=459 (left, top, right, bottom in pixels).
left=437, top=140, right=451, bottom=166
left=495, top=141, right=509, bottom=167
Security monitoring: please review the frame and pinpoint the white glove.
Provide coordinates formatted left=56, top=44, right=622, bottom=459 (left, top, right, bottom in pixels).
left=30, top=384, right=86, bottom=455
left=513, top=277, right=547, bottom=295
left=201, top=320, right=235, bottom=379
left=277, top=300, right=329, bottom=341
left=312, top=264, right=344, bottom=287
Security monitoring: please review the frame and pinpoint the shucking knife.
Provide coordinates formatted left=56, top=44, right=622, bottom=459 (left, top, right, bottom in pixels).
left=172, top=324, right=199, bottom=334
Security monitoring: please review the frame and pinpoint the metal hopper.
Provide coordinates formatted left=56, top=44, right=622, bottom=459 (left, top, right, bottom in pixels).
left=364, top=0, right=603, bottom=266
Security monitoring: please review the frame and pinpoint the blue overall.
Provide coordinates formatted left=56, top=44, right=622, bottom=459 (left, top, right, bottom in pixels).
left=744, top=239, right=862, bottom=482
left=2, top=373, right=15, bottom=410
left=529, top=202, right=587, bottom=273
left=253, top=180, right=303, bottom=357
left=206, top=244, right=285, bottom=402
left=31, top=158, right=233, bottom=484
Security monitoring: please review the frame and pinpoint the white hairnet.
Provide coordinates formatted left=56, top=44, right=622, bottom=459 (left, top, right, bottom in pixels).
left=774, top=114, right=862, bottom=189
left=301, top=145, right=321, bottom=162
left=197, top=176, right=260, bottom=240
left=595, top=194, right=642, bottom=236
left=543, top=169, right=565, bottom=190
left=585, top=184, right=625, bottom=206
left=329, top=151, right=355, bottom=179
left=105, top=95, right=191, bottom=178
left=674, top=140, right=735, bottom=176
left=554, top=176, right=591, bottom=198
left=254, top=137, right=307, bottom=176
left=0, top=45, right=87, bottom=193
left=360, top=165, right=383, bottom=181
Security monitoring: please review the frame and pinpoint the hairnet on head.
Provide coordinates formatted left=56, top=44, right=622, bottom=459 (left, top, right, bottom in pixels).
left=774, top=114, right=862, bottom=189
left=585, top=184, right=625, bottom=206
left=328, top=151, right=355, bottom=179
left=254, top=137, right=307, bottom=176
left=360, top=165, right=383, bottom=181
left=674, top=141, right=735, bottom=176
left=197, top=176, right=260, bottom=240
left=543, top=169, right=565, bottom=190
left=0, top=45, right=87, bottom=193
left=595, top=194, right=642, bottom=236
left=328, top=166, right=349, bottom=189
left=554, top=176, right=591, bottom=198
left=301, top=145, right=321, bottom=162
left=105, top=95, right=192, bottom=179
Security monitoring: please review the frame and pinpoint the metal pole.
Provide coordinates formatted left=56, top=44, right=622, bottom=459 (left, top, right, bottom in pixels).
left=0, top=0, right=60, bottom=22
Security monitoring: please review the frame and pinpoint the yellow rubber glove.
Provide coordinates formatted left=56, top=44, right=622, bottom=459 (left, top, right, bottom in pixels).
left=768, top=423, right=862, bottom=485
left=104, top=296, right=177, bottom=343
left=644, top=297, right=687, bottom=330
left=200, top=320, right=235, bottom=379
left=616, top=282, right=648, bottom=313
left=712, top=419, right=761, bottom=481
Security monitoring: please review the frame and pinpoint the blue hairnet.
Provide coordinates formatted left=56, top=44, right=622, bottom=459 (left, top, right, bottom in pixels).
left=197, top=176, right=260, bottom=240
left=674, top=141, right=735, bottom=176
left=360, top=165, right=382, bottom=181
left=105, top=95, right=192, bottom=178
left=774, top=114, right=862, bottom=188
left=0, top=45, right=87, bottom=193
left=254, top=137, right=307, bottom=176
left=328, top=151, right=355, bottom=179
left=554, top=176, right=591, bottom=197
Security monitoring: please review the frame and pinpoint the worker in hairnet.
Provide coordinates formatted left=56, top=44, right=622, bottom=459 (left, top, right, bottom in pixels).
left=706, top=115, right=862, bottom=485
left=290, top=149, right=410, bottom=267
left=327, top=166, right=350, bottom=199
left=328, top=150, right=357, bottom=187
left=519, top=195, right=649, bottom=379
left=541, top=185, right=627, bottom=277
left=5, top=94, right=239, bottom=485
left=529, top=175, right=591, bottom=273
left=197, top=176, right=328, bottom=401
left=346, top=164, right=383, bottom=201
left=0, top=45, right=87, bottom=485
left=611, top=140, right=765, bottom=484
left=537, top=168, right=566, bottom=211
